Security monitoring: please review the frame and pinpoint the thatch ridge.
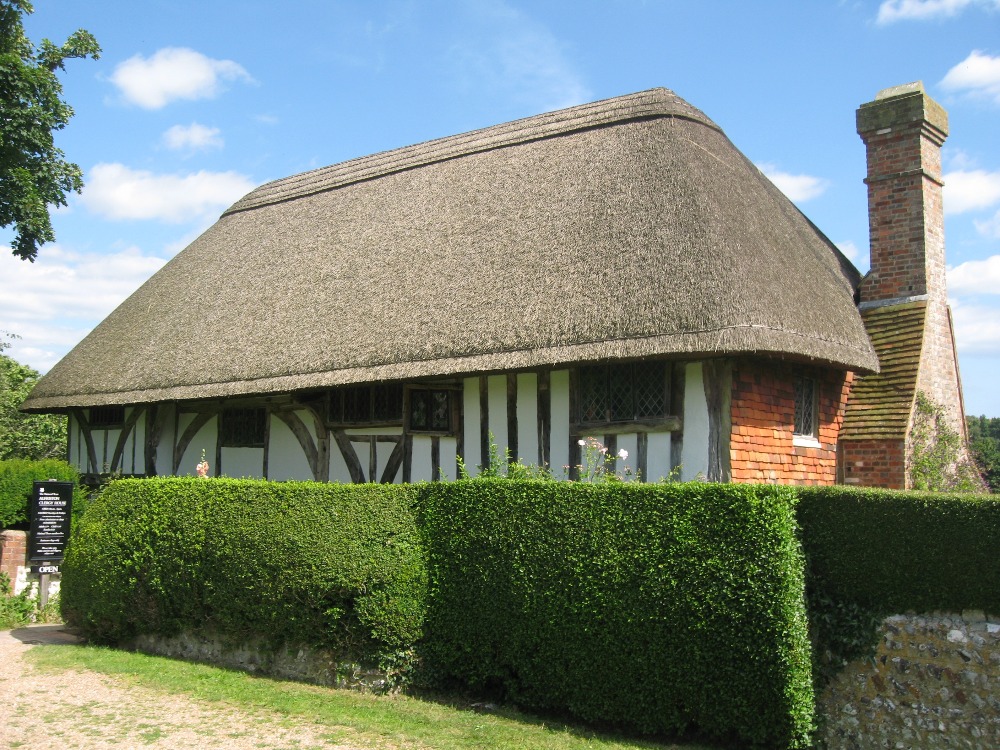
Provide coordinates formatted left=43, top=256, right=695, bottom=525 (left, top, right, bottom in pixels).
left=24, top=87, right=878, bottom=412
left=226, top=88, right=718, bottom=215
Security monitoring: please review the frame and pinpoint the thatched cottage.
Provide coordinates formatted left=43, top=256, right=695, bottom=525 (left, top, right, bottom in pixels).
left=22, top=84, right=966, bottom=488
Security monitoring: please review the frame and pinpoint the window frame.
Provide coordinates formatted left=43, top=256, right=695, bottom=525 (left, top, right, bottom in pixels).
left=327, top=384, right=404, bottom=427
left=574, top=361, right=673, bottom=430
left=220, top=407, right=268, bottom=448
left=88, top=405, right=126, bottom=428
left=405, top=386, right=458, bottom=435
left=792, top=376, right=821, bottom=447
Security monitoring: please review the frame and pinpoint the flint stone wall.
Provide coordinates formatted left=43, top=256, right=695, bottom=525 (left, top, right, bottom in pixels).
left=129, top=631, right=389, bottom=693
left=818, top=611, right=1000, bottom=749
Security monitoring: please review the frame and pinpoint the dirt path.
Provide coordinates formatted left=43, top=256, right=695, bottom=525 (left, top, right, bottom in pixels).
left=0, top=625, right=365, bottom=749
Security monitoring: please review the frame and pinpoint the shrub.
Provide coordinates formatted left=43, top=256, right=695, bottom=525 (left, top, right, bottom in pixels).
left=0, top=459, right=83, bottom=530
left=61, top=478, right=426, bottom=671
left=796, top=485, right=1000, bottom=676
left=417, top=480, right=814, bottom=749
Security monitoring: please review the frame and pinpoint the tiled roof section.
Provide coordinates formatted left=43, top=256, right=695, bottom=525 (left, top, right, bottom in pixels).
left=841, top=300, right=926, bottom=440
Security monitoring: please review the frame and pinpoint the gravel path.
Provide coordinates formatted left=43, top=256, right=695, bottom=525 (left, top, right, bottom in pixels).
left=0, top=625, right=366, bottom=749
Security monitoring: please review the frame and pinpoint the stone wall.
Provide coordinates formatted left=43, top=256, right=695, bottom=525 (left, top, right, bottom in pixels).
left=817, top=611, right=1000, bottom=749
left=130, top=631, right=390, bottom=693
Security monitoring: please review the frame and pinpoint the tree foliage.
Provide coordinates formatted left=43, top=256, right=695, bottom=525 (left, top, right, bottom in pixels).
left=967, top=415, right=1000, bottom=493
left=0, top=0, right=99, bottom=261
left=0, top=332, right=66, bottom=460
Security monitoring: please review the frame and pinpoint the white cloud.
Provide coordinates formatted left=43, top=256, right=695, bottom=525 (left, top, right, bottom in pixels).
left=950, top=298, right=1000, bottom=354
left=0, top=244, right=167, bottom=373
left=757, top=163, right=829, bottom=203
left=447, top=1, right=591, bottom=112
left=110, top=47, right=253, bottom=109
left=940, top=50, right=1000, bottom=104
left=163, top=123, right=223, bottom=151
left=948, top=254, right=1000, bottom=294
left=79, top=163, right=256, bottom=223
left=975, top=210, right=1000, bottom=238
left=876, top=0, right=999, bottom=24
left=943, top=169, right=1000, bottom=214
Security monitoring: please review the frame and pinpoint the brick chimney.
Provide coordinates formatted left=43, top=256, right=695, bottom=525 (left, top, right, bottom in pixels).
left=857, top=81, right=948, bottom=306
left=839, top=82, right=969, bottom=488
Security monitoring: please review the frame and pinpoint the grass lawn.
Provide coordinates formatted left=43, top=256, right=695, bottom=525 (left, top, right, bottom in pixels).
left=26, top=645, right=718, bottom=750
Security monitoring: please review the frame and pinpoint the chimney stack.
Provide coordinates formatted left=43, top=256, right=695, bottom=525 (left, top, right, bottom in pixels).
left=840, top=82, right=969, bottom=488
left=856, top=81, right=949, bottom=306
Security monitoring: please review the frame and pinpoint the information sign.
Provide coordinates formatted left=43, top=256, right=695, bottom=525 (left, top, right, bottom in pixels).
left=28, top=481, right=74, bottom=563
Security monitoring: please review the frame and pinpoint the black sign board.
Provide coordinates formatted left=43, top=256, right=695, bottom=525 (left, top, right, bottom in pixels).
left=28, top=481, right=73, bottom=563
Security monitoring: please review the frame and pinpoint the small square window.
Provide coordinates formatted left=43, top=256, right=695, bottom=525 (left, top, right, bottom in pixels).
left=794, top=377, right=817, bottom=438
left=408, top=389, right=452, bottom=432
left=220, top=408, right=267, bottom=448
left=88, top=405, right=125, bottom=428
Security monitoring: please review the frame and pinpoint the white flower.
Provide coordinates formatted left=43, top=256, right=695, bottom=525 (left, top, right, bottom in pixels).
left=578, top=439, right=586, bottom=446
left=618, top=448, right=629, bottom=460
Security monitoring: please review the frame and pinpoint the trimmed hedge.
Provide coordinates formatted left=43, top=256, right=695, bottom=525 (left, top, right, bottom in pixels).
left=0, top=459, right=84, bottom=530
left=63, top=477, right=814, bottom=748
left=61, top=478, right=426, bottom=668
left=796, top=486, right=1000, bottom=614
left=418, top=480, right=814, bottom=749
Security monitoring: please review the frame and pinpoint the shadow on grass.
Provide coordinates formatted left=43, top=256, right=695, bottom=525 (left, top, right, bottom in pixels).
left=25, top=642, right=727, bottom=750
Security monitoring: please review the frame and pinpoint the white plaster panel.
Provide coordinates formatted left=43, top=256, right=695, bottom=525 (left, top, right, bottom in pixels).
left=681, top=362, right=710, bottom=481
left=550, top=370, right=570, bottom=474
left=329, top=442, right=352, bottom=484
left=220, top=447, right=264, bottom=479
left=128, top=408, right=145, bottom=475
left=350, top=438, right=372, bottom=482
left=616, top=433, right=639, bottom=481
left=345, top=426, right=403, bottom=436
left=646, top=431, right=674, bottom=482
left=516, top=372, right=538, bottom=466
left=267, top=416, right=314, bottom=481
left=462, top=377, right=482, bottom=474
left=438, top=436, right=458, bottom=481
left=177, top=413, right=217, bottom=477
left=487, top=374, right=508, bottom=460
left=410, top=435, right=434, bottom=483
left=154, top=404, right=176, bottom=477
left=98, top=429, right=119, bottom=472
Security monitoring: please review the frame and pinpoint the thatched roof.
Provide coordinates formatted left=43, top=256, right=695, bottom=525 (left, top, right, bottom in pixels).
left=24, top=87, right=878, bottom=412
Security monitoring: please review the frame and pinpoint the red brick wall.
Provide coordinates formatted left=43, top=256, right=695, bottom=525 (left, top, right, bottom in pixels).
left=0, top=530, right=28, bottom=590
left=730, top=362, right=851, bottom=485
left=839, top=438, right=907, bottom=489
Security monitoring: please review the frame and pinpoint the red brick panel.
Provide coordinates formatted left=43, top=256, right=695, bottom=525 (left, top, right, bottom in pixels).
left=729, top=362, right=851, bottom=486
left=0, top=530, right=28, bottom=588
left=839, top=438, right=907, bottom=489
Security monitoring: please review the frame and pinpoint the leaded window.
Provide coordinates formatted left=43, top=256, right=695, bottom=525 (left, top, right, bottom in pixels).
left=88, top=405, right=125, bottom=428
left=577, top=362, right=669, bottom=425
left=329, top=384, right=404, bottom=425
left=409, top=389, right=452, bottom=432
left=220, top=407, right=267, bottom=447
left=794, top=377, right=817, bottom=438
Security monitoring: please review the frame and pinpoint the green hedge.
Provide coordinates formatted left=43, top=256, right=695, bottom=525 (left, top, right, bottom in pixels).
left=63, top=477, right=814, bottom=748
left=795, top=486, right=1000, bottom=676
left=796, top=486, right=1000, bottom=614
left=0, top=459, right=83, bottom=530
left=418, top=480, right=814, bottom=749
left=61, top=478, right=426, bottom=669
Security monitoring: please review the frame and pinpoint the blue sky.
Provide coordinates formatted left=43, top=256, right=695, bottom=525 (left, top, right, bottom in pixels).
left=3, top=0, right=1000, bottom=414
